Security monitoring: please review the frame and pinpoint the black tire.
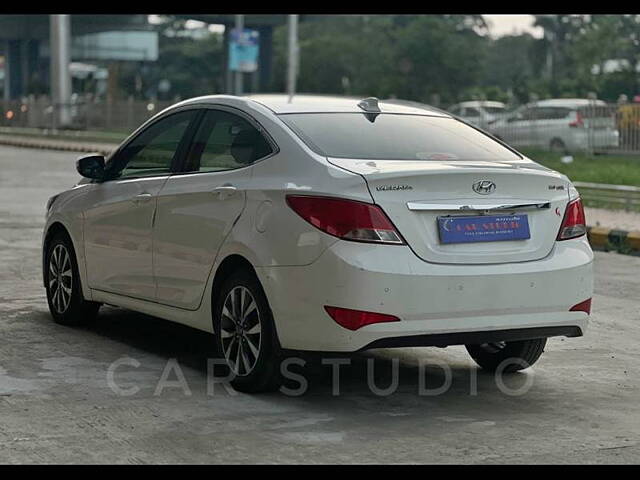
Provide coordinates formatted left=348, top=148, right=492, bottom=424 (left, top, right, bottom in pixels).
left=44, top=231, right=100, bottom=326
left=465, top=338, right=547, bottom=373
left=549, top=138, right=566, bottom=153
left=212, top=268, right=282, bottom=393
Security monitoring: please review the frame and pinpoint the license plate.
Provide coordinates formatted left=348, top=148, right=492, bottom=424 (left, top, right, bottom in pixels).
left=437, top=214, right=530, bottom=244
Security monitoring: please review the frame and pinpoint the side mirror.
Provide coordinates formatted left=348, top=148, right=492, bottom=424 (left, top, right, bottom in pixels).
left=76, top=154, right=105, bottom=180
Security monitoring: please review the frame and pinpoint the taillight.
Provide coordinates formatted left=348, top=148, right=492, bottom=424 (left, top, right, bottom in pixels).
left=557, top=198, right=587, bottom=241
left=286, top=195, right=405, bottom=244
left=324, top=306, right=400, bottom=331
left=569, top=111, right=584, bottom=128
left=570, top=298, right=592, bottom=315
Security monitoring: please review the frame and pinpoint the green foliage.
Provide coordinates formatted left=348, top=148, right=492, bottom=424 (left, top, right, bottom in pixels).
left=117, top=15, right=640, bottom=106
left=273, top=14, right=640, bottom=105
left=520, top=148, right=640, bottom=187
left=272, top=15, right=489, bottom=106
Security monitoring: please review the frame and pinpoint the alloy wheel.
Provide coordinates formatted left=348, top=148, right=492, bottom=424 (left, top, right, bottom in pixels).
left=220, top=286, right=262, bottom=376
left=49, top=244, right=73, bottom=314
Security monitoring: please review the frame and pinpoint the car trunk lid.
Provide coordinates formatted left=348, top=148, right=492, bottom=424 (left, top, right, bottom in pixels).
left=328, top=157, right=570, bottom=265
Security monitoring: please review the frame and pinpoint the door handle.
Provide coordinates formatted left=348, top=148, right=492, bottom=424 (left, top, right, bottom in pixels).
left=132, top=193, right=153, bottom=204
left=211, top=185, right=237, bottom=200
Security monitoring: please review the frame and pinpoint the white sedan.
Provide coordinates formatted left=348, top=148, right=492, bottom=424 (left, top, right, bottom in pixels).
left=43, top=94, right=593, bottom=392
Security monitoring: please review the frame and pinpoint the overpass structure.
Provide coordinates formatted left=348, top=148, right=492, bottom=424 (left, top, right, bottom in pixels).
left=0, top=15, right=153, bottom=100
left=0, top=14, right=289, bottom=103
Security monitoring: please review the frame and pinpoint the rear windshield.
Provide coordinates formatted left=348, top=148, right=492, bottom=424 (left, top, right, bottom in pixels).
left=483, top=106, right=506, bottom=114
left=279, top=113, right=521, bottom=161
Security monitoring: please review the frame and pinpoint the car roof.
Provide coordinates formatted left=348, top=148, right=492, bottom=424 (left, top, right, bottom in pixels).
left=533, top=98, right=607, bottom=107
left=245, top=94, right=450, bottom=116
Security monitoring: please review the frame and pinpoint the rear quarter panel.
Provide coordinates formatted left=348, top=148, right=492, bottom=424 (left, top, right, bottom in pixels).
left=216, top=102, right=374, bottom=269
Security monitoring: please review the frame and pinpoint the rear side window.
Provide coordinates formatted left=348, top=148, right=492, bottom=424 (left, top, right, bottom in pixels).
left=184, top=110, right=273, bottom=172
left=280, top=113, right=521, bottom=161
left=578, top=105, right=615, bottom=119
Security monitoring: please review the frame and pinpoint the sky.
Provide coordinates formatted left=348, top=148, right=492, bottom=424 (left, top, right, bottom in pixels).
left=482, top=15, right=544, bottom=39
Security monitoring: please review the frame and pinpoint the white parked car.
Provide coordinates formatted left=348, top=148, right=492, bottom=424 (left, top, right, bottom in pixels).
left=447, top=101, right=507, bottom=129
left=43, top=95, right=593, bottom=392
left=488, top=98, right=619, bottom=152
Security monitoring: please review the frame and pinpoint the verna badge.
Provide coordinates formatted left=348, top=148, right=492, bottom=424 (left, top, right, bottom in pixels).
left=472, top=180, right=496, bottom=195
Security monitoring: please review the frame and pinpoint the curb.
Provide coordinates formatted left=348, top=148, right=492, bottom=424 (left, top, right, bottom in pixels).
left=0, top=135, right=117, bottom=157
left=587, top=226, right=640, bottom=255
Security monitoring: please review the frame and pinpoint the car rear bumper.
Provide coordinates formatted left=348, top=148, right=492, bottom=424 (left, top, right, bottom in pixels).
left=258, top=237, right=593, bottom=352
left=358, top=325, right=582, bottom=351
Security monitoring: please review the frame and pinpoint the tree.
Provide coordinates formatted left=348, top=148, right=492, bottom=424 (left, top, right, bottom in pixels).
left=480, top=34, right=538, bottom=104
left=272, top=15, right=490, bottom=105
left=533, top=15, right=589, bottom=96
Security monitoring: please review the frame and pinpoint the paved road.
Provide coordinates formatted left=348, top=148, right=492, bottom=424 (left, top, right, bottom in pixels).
left=0, top=145, right=639, bottom=464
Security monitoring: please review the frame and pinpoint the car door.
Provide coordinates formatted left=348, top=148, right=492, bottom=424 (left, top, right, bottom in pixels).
left=535, top=106, right=563, bottom=148
left=152, top=107, right=276, bottom=309
left=82, top=109, right=200, bottom=300
left=528, top=106, right=551, bottom=148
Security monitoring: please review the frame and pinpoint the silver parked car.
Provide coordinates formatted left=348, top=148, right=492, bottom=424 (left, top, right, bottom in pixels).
left=488, top=98, right=619, bottom=152
left=447, top=101, right=507, bottom=129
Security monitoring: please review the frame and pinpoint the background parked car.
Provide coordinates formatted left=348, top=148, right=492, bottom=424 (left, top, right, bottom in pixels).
left=447, top=101, right=508, bottom=129
left=488, top=98, right=619, bottom=153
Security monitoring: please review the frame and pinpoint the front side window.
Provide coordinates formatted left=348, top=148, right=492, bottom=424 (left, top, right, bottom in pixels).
left=521, top=108, right=539, bottom=121
left=280, top=113, right=521, bottom=161
left=465, top=107, right=481, bottom=117
left=107, top=110, right=198, bottom=179
left=184, top=110, right=273, bottom=172
left=483, top=106, right=506, bottom=114
left=548, top=107, right=572, bottom=119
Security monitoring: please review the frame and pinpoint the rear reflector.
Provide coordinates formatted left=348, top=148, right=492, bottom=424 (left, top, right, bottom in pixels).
left=324, top=306, right=400, bottom=331
left=570, top=298, right=592, bottom=315
left=557, top=198, right=587, bottom=241
left=286, top=195, right=404, bottom=244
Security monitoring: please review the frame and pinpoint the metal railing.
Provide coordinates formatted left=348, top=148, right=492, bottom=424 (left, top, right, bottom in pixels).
left=0, top=96, right=176, bottom=132
left=574, top=181, right=640, bottom=212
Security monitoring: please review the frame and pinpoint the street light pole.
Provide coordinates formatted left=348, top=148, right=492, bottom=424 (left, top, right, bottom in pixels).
left=50, top=14, right=72, bottom=129
left=286, top=14, right=299, bottom=101
left=234, top=14, right=244, bottom=96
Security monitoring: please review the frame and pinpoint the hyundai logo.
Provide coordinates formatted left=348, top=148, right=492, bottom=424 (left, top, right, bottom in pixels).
left=472, top=180, right=496, bottom=195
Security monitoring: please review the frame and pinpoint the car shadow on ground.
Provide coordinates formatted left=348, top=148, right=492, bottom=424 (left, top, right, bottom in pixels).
left=73, top=306, right=537, bottom=403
